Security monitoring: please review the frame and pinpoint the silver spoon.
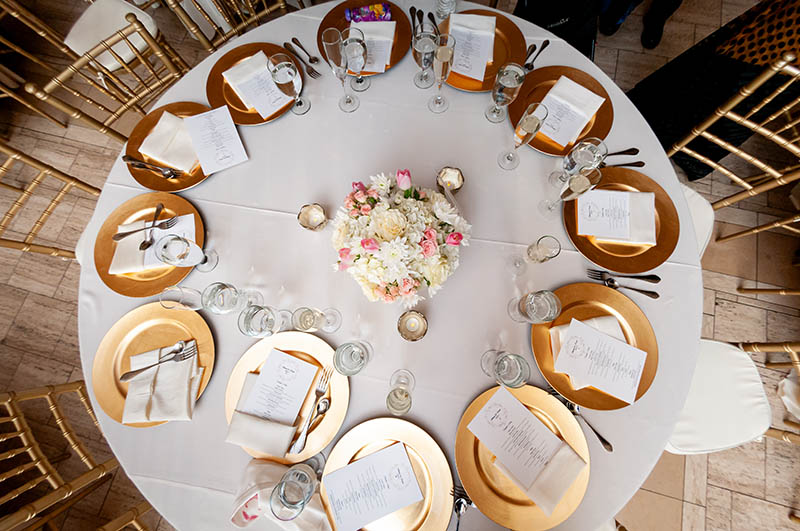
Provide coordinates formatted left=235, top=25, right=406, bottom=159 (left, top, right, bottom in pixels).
left=523, top=43, right=537, bottom=70
left=291, top=37, right=320, bottom=64
left=603, top=277, right=660, bottom=299
left=526, top=39, right=549, bottom=70
left=139, top=203, right=163, bottom=251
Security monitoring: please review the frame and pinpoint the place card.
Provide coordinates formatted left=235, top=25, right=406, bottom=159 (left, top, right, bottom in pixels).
left=351, top=21, right=395, bottom=73
left=554, top=319, right=647, bottom=404
left=323, top=442, right=423, bottom=531
left=576, top=189, right=631, bottom=241
left=582, top=191, right=657, bottom=246
left=467, top=386, right=563, bottom=489
left=449, top=14, right=495, bottom=81
left=539, top=76, right=606, bottom=147
left=239, top=349, right=318, bottom=425
left=183, top=107, right=248, bottom=175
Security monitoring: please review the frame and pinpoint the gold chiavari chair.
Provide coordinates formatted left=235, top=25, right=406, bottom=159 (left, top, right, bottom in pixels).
left=24, top=13, right=188, bottom=143
left=0, top=139, right=100, bottom=259
left=739, top=340, right=800, bottom=373
left=0, top=65, right=66, bottom=128
left=0, top=381, right=154, bottom=530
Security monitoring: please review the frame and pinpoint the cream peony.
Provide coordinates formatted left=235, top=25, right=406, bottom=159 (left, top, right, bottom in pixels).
left=422, top=256, right=450, bottom=288
left=370, top=209, right=408, bottom=241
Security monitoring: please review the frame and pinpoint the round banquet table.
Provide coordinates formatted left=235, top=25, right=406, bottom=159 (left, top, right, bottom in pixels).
left=76, top=2, right=703, bottom=529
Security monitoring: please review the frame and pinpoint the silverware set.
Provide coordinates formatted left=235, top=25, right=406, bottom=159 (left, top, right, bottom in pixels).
left=120, top=340, right=197, bottom=382
left=587, top=269, right=660, bottom=299
left=545, top=385, right=613, bottom=452
left=289, top=366, right=333, bottom=454
left=140, top=203, right=164, bottom=251
left=112, top=216, right=178, bottom=242
left=284, top=41, right=322, bottom=79
left=451, top=484, right=473, bottom=531
left=122, top=155, right=183, bottom=179
left=410, top=5, right=438, bottom=35
left=524, top=39, right=549, bottom=71
left=602, top=147, right=644, bottom=169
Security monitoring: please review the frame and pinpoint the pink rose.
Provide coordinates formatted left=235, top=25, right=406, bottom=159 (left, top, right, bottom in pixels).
left=396, top=169, right=412, bottom=191
left=367, top=188, right=379, bottom=198
left=419, top=190, right=426, bottom=198
left=383, top=293, right=396, bottom=303
left=338, top=262, right=350, bottom=270
left=420, top=238, right=438, bottom=258
left=446, top=232, right=463, bottom=246
left=349, top=209, right=359, bottom=218
left=338, top=248, right=352, bottom=261
left=400, top=278, right=414, bottom=295
left=360, top=204, right=372, bottom=215
left=389, top=285, right=400, bottom=297
left=423, top=228, right=437, bottom=242
left=361, top=238, right=379, bottom=252
left=344, top=198, right=355, bottom=210
left=352, top=181, right=366, bottom=192
left=354, top=190, right=366, bottom=203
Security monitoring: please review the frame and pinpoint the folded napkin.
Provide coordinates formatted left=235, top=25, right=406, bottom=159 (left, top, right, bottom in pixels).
left=222, top=51, right=270, bottom=109
left=122, top=340, right=203, bottom=424
left=108, top=213, right=196, bottom=275
left=449, top=14, right=496, bottom=81
left=592, top=192, right=657, bottom=246
left=350, top=20, right=396, bottom=73
left=551, top=316, right=624, bottom=389
left=222, top=51, right=294, bottom=118
left=225, top=373, right=298, bottom=457
left=231, top=459, right=331, bottom=530
left=778, top=371, right=800, bottom=421
left=539, top=76, right=606, bottom=147
left=495, top=442, right=586, bottom=516
left=138, top=111, right=198, bottom=173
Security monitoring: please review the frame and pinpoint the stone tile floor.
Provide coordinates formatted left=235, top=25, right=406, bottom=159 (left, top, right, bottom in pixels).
left=2, top=0, right=799, bottom=529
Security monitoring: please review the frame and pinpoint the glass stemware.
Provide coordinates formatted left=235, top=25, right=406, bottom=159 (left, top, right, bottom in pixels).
left=428, top=34, right=456, bottom=114
left=412, top=22, right=437, bottom=89
left=154, top=235, right=218, bottom=272
left=291, top=306, right=342, bottom=333
left=333, top=340, right=373, bottom=376
left=386, top=369, right=415, bottom=415
left=269, top=463, right=318, bottom=521
left=508, top=290, right=562, bottom=324
left=159, top=283, right=262, bottom=314
left=481, top=349, right=531, bottom=388
left=267, top=52, right=310, bottom=115
left=539, top=167, right=602, bottom=219
left=341, top=27, right=370, bottom=93
left=498, top=102, right=548, bottom=170
left=563, top=137, right=608, bottom=176
left=507, top=235, right=562, bottom=276
left=321, top=28, right=359, bottom=113
left=485, top=63, right=526, bottom=123
left=159, top=285, right=204, bottom=310
left=238, top=305, right=292, bottom=337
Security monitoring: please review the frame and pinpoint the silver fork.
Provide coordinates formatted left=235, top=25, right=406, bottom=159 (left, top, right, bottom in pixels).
left=283, top=42, right=321, bottom=79
left=120, top=341, right=197, bottom=382
left=112, top=217, right=178, bottom=241
left=545, top=386, right=613, bottom=452
left=586, top=269, right=661, bottom=284
left=451, top=484, right=473, bottom=531
left=289, top=367, right=332, bottom=454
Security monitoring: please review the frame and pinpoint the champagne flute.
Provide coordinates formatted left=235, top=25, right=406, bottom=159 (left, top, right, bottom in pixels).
left=507, top=235, right=562, bottom=276
left=267, top=53, right=310, bottom=115
left=321, top=28, right=359, bottom=113
left=342, top=27, right=370, bottom=93
left=485, top=63, right=526, bottom=123
left=428, top=34, right=456, bottom=114
left=412, top=22, right=437, bottom=89
left=498, top=102, right=548, bottom=170
left=539, top=167, right=602, bottom=219
left=386, top=369, right=415, bottom=415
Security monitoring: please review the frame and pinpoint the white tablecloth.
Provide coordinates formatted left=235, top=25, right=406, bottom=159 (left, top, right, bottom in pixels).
left=77, top=3, right=703, bottom=530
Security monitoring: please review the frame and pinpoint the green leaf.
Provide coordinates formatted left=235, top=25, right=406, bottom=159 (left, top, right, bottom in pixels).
left=404, top=189, right=412, bottom=199
left=413, top=189, right=420, bottom=200
left=367, top=197, right=377, bottom=206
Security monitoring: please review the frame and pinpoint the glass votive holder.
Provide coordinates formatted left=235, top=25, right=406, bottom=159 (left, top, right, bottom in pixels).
left=298, top=203, right=328, bottom=231
left=436, top=166, right=465, bottom=194
left=397, top=310, right=428, bottom=341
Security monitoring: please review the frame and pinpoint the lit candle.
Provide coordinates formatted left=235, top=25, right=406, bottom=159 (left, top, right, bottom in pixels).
left=398, top=310, right=428, bottom=341
left=298, top=203, right=328, bottom=231
left=436, top=167, right=465, bottom=194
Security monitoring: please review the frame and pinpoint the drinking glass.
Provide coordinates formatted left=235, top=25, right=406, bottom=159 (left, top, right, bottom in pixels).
left=539, top=167, right=602, bottom=219
left=202, top=282, right=263, bottom=315
left=159, top=285, right=203, bottom=310
left=321, top=28, right=359, bottom=113
left=508, top=290, right=562, bottom=324
left=333, top=340, right=373, bottom=376
left=498, top=102, right=548, bottom=170
left=342, top=27, right=370, bottom=92
left=154, top=235, right=218, bottom=272
left=481, top=349, right=530, bottom=388
left=485, top=63, right=526, bottom=123
left=386, top=369, right=415, bottom=415
left=428, top=34, right=456, bottom=114
left=238, top=305, right=292, bottom=337
left=269, top=463, right=318, bottom=521
left=412, top=22, right=437, bottom=89
left=267, top=53, right=310, bottom=115
left=563, top=137, right=608, bottom=176
left=291, top=306, right=342, bottom=333
left=507, top=235, right=562, bottom=275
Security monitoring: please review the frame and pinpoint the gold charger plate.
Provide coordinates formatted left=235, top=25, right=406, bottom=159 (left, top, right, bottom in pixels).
left=440, top=9, right=526, bottom=92
left=455, top=386, right=589, bottom=530
left=224, top=331, right=349, bottom=463
left=508, top=65, right=613, bottom=156
left=563, top=167, right=680, bottom=273
left=531, top=282, right=658, bottom=410
left=94, top=192, right=205, bottom=298
left=316, top=0, right=411, bottom=75
left=321, top=417, right=453, bottom=530
left=92, top=302, right=215, bottom=428
left=206, top=42, right=304, bottom=126
left=125, top=102, right=211, bottom=192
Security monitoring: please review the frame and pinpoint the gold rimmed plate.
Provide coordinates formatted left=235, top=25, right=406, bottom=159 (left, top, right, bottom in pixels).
left=125, top=102, right=210, bottom=192
left=563, top=167, right=680, bottom=273
left=224, top=331, right=349, bottom=463
left=531, top=282, right=658, bottom=410
left=92, top=302, right=215, bottom=428
left=206, top=42, right=304, bottom=126
left=317, top=0, right=411, bottom=75
left=455, top=386, right=589, bottom=530
left=440, top=9, right=526, bottom=92
left=508, top=65, right=613, bottom=156
left=321, top=417, right=453, bottom=530
left=94, top=192, right=205, bottom=298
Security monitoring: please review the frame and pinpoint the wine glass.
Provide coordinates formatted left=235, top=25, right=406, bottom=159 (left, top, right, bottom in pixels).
left=154, top=235, right=218, bottom=272
left=386, top=369, right=415, bottom=415
left=321, top=28, right=359, bottom=113
left=342, top=27, right=370, bottom=92
left=507, top=235, right=562, bottom=276
left=333, top=340, right=373, bottom=376
left=508, top=290, right=562, bottom=324
left=563, top=137, right=608, bottom=175
left=481, top=349, right=531, bottom=388
left=412, top=22, right=437, bottom=89
left=269, top=463, right=318, bottom=521
left=498, top=102, right=548, bottom=170
left=238, top=304, right=291, bottom=337
left=539, top=167, right=602, bottom=219
left=291, top=306, right=342, bottom=333
left=201, top=282, right=263, bottom=314
left=159, top=285, right=203, bottom=310
left=428, top=34, right=456, bottom=114
left=267, top=53, right=309, bottom=115
left=485, top=63, right=526, bottom=123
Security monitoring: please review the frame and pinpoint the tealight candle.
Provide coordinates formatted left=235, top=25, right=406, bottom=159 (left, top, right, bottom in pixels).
left=397, top=310, right=428, bottom=341
left=297, top=203, right=327, bottom=231
left=436, top=167, right=465, bottom=194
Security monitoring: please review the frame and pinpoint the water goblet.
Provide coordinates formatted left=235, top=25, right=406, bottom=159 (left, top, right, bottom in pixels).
left=485, top=63, right=526, bottom=123
left=539, top=167, right=602, bottom=219
left=481, top=349, right=531, bottom=388
left=154, top=234, right=218, bottom=272
left=341, top=27, right=370, bottom=92
left=563, top=137, right=608, bottom=176
left=269, top=463, right=318, bottom=521
left=159, top=285, right=203, bottom=310
left=333, top=340, right=373, bottom=376
left=412, top=22, right=437, bottom=89
left=238, top=305, right=292, bottom=337
left=267, top=52, right=310, bottom=115
left=428, top=34, right=456, bottom=114
left=291, top=306, right=342, bottom=333
left=507, top=235, right=562, bottom=276
left=202, top=282, right=262, bottom=315
left=508, top=290, right=562, bottom=324
left=386, top=369, right=415, bottom=416
left=321, top=28, right=359, bottom=113
left=498, top=102, right=548, bottom=170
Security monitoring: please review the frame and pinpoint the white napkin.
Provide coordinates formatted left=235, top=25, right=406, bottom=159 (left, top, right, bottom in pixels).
left=122, top=340, right=203, bottom=424
left=495, top=443, right=586, bottom=516
left=225, top=373, right=298, bottom=457
left=138, top=112, right=198, bottom=173
left=221, top=51, right=294, bottom=118
left=231, top=459, right=331, bottom=530
left=539, top=76, right=606, bottom=147
left=222, top=51, right=270, bottom=109
left=779, top=371, right=800, bottom=421
left=593, top=192, right=657, bottom=246
left=449, top=14, right=496, bottom=81
left=350, top=21, right=396, bottom=73
left=108, top=213, right=196, bottom=275
left=551, top=316, right=624, bottom=389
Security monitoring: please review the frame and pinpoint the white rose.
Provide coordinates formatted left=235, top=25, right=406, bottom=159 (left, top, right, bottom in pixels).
left=370, top=209, right=408, bottom=241
left=331, top=222, right=349, bottom=250
left=422, top=256, right=450, bottom=288
left=431, top=193, right=458, bottom=225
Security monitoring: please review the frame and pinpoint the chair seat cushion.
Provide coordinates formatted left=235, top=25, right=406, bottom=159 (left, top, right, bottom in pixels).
left=667, top=339, right=771, bottom=455
left=681, top=184, right=714, bottom=256
left=65, top=0, right=159, bottom=71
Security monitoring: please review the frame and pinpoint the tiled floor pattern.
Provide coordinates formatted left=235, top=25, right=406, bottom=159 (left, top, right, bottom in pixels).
left=1, top=0, right=798, bottom=529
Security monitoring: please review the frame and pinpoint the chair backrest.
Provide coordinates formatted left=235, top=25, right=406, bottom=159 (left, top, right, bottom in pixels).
left=0, top=140, right=101, bottom=259
left=24, top=13, right=188, bottom=142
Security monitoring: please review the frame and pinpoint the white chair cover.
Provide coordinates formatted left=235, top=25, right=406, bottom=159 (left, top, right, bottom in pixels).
left=666, top=339, right=771, bottom=455
left=680, top=184, right=714, bottom=257
left=595, top=519, right=618, bottom=531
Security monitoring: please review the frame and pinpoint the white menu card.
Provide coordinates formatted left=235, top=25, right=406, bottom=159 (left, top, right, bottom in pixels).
left=554, top=319, right=647, bottom=404
left=183, top=107, right=248, bottom=175
left=580, top=191, right=657, bottom=246
left=467, top=387, right=563, bottom=489
left=449, top=14, right=496, bottom=81
left=539, top=76, right=606, bottom=147
left=323, top=443, right=423, bottom=531
left=351, top=21, right=396, bottom=73
left=239, top=349, right=317, bottom=425
left=221, top=51, right=294, bottom=119
left=576, top=189, right=631, bottom=240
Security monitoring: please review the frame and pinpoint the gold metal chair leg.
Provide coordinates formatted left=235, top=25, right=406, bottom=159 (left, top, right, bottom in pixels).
left=738, top=288, right=800, bottom=295
left=716, top=213, right=800, bottom=243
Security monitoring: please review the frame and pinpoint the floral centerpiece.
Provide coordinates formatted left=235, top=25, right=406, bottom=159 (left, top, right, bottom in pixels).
left=331, top=169, right=471, bottom=307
